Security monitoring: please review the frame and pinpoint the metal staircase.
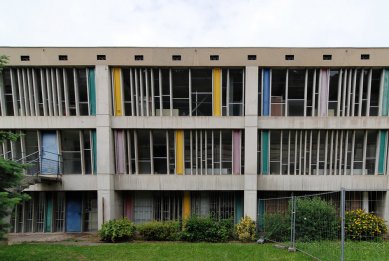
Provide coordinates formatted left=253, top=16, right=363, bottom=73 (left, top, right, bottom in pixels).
left=2, top=150, right=63, bottom=192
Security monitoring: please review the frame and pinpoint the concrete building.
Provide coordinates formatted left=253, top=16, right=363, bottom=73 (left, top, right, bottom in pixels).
left=1, top=47, right=389, bottom=233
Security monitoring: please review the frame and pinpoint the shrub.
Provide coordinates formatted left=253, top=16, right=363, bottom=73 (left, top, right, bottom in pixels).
left=263, top=213, right=290, bottom=242
left=235, top=216, right=256, bottom=242
left=294, top=197, right=338, bottom=242
left=137, top=221, right=181, bottom=241
left=345, top=209, right=387, bottom=240
left=181, top=216, right=230, bottom=242
left=99, top=218, right=136, bottom=242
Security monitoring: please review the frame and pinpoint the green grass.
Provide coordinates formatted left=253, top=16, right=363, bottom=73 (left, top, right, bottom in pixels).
left=0, top=242, right=310, bottom=261
left=2, top=241, right=389, bottom=261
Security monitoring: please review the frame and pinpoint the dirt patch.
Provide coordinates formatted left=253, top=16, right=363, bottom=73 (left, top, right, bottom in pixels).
left=7, top=232, right=100, bottom=245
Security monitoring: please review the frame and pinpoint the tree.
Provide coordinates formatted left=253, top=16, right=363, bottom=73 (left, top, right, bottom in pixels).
left=0, top=57, right=29, bottom=239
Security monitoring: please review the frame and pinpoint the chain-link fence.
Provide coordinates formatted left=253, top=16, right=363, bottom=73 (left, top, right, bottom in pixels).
left=258, top=190, right=389, bottom=261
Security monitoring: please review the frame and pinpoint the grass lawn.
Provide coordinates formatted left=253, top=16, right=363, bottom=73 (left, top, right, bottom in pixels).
left=0, top=242, right=310, bottom=261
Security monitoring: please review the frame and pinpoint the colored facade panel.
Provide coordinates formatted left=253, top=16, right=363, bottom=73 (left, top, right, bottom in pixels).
left=124, top=195, right=133, bottom=220
left=261, top=131, right=269, bottom=174
left=66, top=193, right=82, bottom=232
left=88, top=68, right=96, bottom=116
left=213, top=68, right=221, bottom=116
left=232, top=130, right=241, bottom=174
left=41, top=131, right=59, bottom=174
left=115, top=130, right=126, bottom=174
left=175, top=130, right=184, bottom=175
left=262, top=68, right=270, bottom=116
left=45, top=193, right=52, bottom=232
left=382, top=69, right=389, bottom=116
left=378, top=130, right=387, bottom=175
left=234, top=195, right=243, bottom=224
left=113, top=68, right=123, bottom=116
left=319, top=69, right=329, bottom=116
left=92, top=130, right=97, bottom=175
left=183, top=191, right=191, bottom=219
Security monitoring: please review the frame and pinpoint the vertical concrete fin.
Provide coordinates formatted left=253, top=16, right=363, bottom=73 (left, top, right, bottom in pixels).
left=176, top=130, right=184, bottom=175
left=319, top=68, right=330, bottom=116
left=232, top=130, right=241, bottom=174
left=113, top=68, right=123, bottom=116
left=114, top=130, right=126, bottom=174
left=213, top=68, right=221, bottom=116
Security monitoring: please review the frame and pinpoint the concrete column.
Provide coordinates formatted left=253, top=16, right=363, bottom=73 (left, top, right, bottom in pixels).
left=95, top=65, right=118, bottom=228
left=243, top=66, right=258, bottom=220
left=362, top=191, right=369, bottom=212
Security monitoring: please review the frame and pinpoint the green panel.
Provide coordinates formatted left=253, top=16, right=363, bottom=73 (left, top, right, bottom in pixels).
left=88, top=68, right=96, bottom=116
left=92, top=130, right=97, bottom=175
left=234, top=194, right=243, bottom=224
left=261, top=131, right=269, bottom=174
left=45, top=193, right=52, bottom=232
left=378, top=130, right=387, bottom=175
left=258, top=199, right=265, bottom=231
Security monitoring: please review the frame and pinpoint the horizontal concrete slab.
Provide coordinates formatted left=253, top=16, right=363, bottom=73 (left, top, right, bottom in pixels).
left=0, top=116, right=96, bottom=129
left=25, top=175, right=97, bottom=191
left=114, top=175, right=244, bottom=190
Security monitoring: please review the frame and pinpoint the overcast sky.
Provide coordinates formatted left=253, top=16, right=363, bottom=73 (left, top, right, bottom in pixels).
left=1, top=0, right=388, bottom=47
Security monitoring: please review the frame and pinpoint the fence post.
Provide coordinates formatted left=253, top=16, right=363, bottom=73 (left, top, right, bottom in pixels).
left=340, top=188, right=345, bottom=261
left=288, top=195, right=296, bottom=252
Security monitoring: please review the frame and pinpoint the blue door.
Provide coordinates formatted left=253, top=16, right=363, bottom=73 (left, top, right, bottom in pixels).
left=41, top=131, right=59, bottom=174
left=66, top=193, right=82, bottom=232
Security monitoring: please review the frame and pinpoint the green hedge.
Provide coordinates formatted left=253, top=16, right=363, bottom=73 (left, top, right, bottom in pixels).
left=137, top=221, right=181, bottom=241
left=99, top=218, right=136, bottom=242
left=181, top=216, right=232, bottom=242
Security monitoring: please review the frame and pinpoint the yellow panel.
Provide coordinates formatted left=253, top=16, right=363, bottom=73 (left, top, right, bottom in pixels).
left=183, top=191, right=191, bottom=219
left=213, top=68, right=221, bottom=116
left=175, top=130, right=184, bottom=175
left=113, top=68, right=123, bottom=116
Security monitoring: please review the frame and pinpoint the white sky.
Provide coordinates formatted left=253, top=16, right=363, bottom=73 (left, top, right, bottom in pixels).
left=0, top=0, right=388, bottom=47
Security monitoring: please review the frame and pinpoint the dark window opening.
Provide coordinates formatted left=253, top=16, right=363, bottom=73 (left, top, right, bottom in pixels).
left=210, top=55, right=219, bottom=61
left=285, top=55, right=294, bottom=61
left=361, top=54, right=370, bottom=60
left=20, top=55, right=30, bottom=61
left=172, top=55, right=181, bottom=61
left=58, top=55, right=68, bottom=61
left=248, top=55, right=257, bottom=60
left=323, top=54, right=332, bottom=60
left=135, top=55, right=144, bottom=61
left=97, top=55, right=106, bottom=60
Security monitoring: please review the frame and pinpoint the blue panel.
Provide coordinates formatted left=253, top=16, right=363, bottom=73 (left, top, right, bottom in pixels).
left=66, top=193, right=82, bottom=232
left=41, top=131, right=59, bottom=174
left=262, top=68, right=270, bottom=116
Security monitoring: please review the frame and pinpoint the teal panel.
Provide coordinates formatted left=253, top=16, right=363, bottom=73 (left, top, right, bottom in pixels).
left=45, top=192, right=52, bottom=232
left=88, top=68, right=96, bottom=116
left=378, top=130, right=387, bottom=175
left=234, top=194, right=243, bottom=224
left=261, top=131, right=269, bottom=174
left=258, top=199, right=265, bottom=231
left=92, top=130, right=97, bottom=175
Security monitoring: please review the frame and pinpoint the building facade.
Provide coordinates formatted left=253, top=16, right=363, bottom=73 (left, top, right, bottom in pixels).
left=1, top=47, right=389, bottom=233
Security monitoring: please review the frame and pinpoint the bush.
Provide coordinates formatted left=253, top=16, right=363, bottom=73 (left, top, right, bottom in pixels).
left=345, top=209, right=387, bottom=240
left=235, top=216, right=256, bottom=242
left=137, top=221, right=181, bottom=241
left=99, top=218, right=136, bottom=242
left=181, top=216, right=230, bottom=242
left=294, top=197, right=338, bottom=242
left=263, top=213, right=289, bottom=242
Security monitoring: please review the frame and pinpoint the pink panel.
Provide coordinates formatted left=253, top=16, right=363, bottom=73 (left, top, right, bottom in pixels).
left=232, top=130, right=241, bottom=175
left=124, top=195, right=133, bottom=220
left=115, top=130, right=126, bottom=174
left=319, top=69, right=329, bottom=116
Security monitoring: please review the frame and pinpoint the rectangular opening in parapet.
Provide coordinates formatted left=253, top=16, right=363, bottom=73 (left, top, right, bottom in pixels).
left=58, top=55, right=68, bottom=61
left=285, top=55, right=294, bottom=61
left=323, top=54, right=332, bottom=60
left=361, top=54, right=370, bottom=60
left=135, top=55, right=144, bottom=61
left=20, top=55, right=30, bottom=61
left=210, top=55, right=219, bottom=61
left=247, top=55, right=257, bottom=60
left=172, top=55, right=181, bottom=61
left=97, top=55, right=106, bottom=60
